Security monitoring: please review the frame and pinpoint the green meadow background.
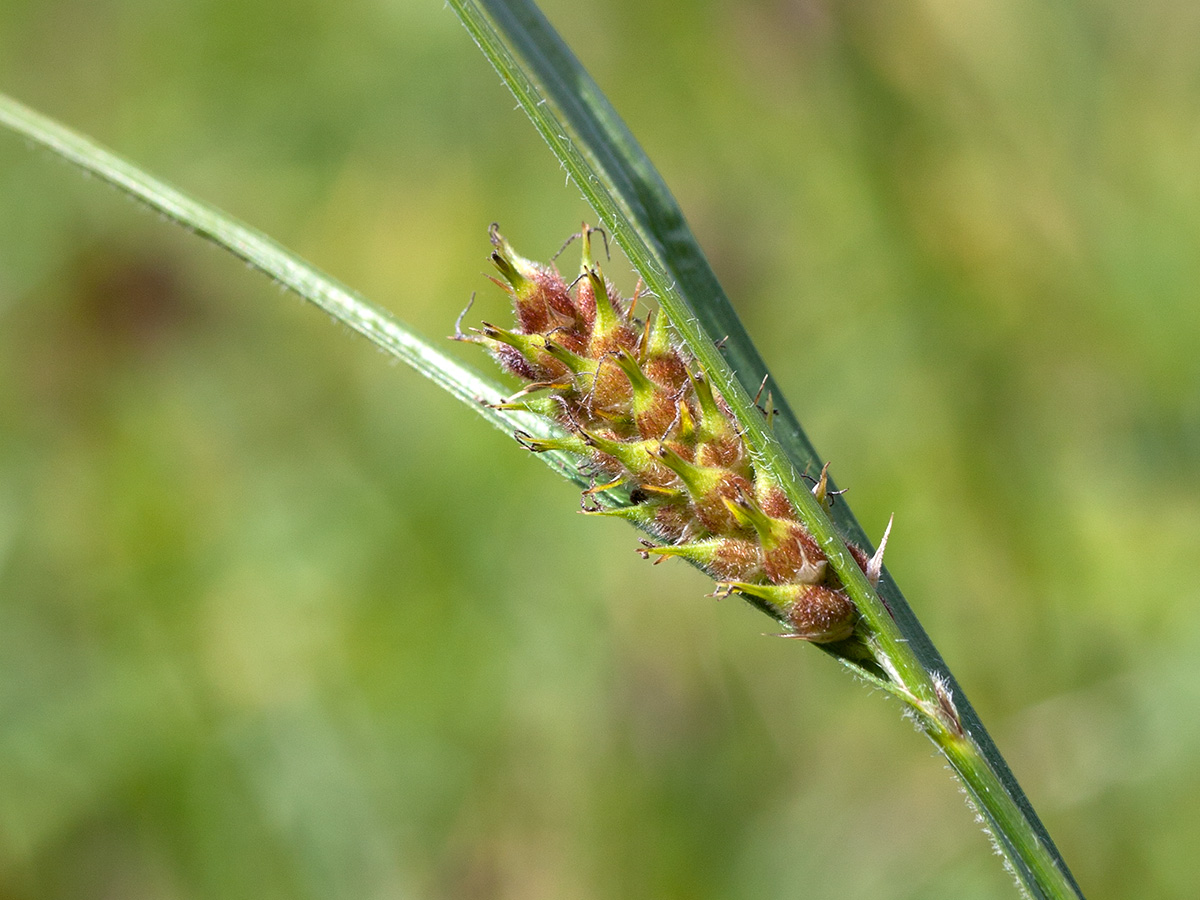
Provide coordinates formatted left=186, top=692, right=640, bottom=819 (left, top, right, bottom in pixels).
left=2, top=1, right=1198, bottom=898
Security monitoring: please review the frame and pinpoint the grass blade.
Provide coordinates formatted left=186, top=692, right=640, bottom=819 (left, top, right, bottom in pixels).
left=447, top=1, right=1084, bottom=897
left=0, top=91, right=591, bottom=489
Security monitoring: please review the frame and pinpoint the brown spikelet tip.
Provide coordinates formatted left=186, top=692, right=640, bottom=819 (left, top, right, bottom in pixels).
left=785, top=586, right=856, bottom=643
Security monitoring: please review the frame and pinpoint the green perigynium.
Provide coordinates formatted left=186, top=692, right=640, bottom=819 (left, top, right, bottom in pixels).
left=459, top=225, right=891, bottom=643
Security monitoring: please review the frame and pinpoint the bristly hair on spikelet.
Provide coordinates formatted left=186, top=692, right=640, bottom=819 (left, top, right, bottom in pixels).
left=455, top=223, right=890, bottom=643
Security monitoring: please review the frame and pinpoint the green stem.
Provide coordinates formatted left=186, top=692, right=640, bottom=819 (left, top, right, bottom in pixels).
left=935, top=723, right=1078, bottom=900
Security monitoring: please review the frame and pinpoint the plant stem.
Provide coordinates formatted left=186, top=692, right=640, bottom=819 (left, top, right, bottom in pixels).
left=935, top=727, right=1080, bottom=899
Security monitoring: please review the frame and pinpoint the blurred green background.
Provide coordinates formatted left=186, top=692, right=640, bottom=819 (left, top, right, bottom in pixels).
left=1, top=1, right=1198, bottom=897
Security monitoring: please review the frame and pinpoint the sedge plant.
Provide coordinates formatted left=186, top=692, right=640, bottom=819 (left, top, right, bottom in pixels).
left=0, top=0, right=1088, bottom=897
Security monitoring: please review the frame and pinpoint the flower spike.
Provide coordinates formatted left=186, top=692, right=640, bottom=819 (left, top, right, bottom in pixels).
left=463, top=225, right=886, bottom=645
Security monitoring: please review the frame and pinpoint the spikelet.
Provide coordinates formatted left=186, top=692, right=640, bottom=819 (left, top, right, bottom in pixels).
left=457, top=224, right=886, bottom=643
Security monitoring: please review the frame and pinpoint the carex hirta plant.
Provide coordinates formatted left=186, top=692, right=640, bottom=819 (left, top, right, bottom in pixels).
left=460, top=223, right=880, bottom=645
left=0, top=0, right=1092, bottom=897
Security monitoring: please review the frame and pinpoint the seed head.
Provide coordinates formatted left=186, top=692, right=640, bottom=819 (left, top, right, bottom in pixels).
left=464, top=225, right=884, bottom=645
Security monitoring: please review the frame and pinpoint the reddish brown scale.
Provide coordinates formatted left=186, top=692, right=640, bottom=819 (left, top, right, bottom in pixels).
left=690, top=469, right=754, bottom=536
left=533, top=268, right=581, bottom=328
left=574, top=270, right=626, bottom=331
left=847, top=543, right=871, bottom=574
left=632, top=386, right=679, bottom=442
left=496, top=277, right=552, bottom=337
left=757, top=483, right=794, bottom=520
left=588, top=323, right=641, bottom=360
left=585, top=357, right=635, bottom=423
left=762, top=524, right=825, bottom=585
left=642, top=352, right=691, bottom=394
left=667, top=439, right=696, bottom=463
left=704, top=537, right=763, bottom=582
left=519, top=300, right=590, bottom=355
left=582, top=448, right=625, bottom=481
left=492, top=343, right=539, bottom=382
left=651, top=502, right=691, bottom=543
left=483, top=325, right=575, bottom=385
left=528, top=352, right=573, bottom=385
left=696, top=433, right=747, bottom=472
left=787, top=586, right=856, bottom=643
left=606, top=280, right=627, bottom=316
left=572, top=271, right=598, bottom=328
left=549, top=325, right=590, bottom=357
left=635, top=449, right=690, bottom=492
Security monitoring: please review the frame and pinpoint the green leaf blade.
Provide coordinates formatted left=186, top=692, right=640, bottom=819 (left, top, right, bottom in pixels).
left=0, top=91, right=589, bottom=490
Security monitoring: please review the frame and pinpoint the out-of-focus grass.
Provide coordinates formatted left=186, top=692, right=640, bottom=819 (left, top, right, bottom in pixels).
left=1, top=1, right=1198, bottom=898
